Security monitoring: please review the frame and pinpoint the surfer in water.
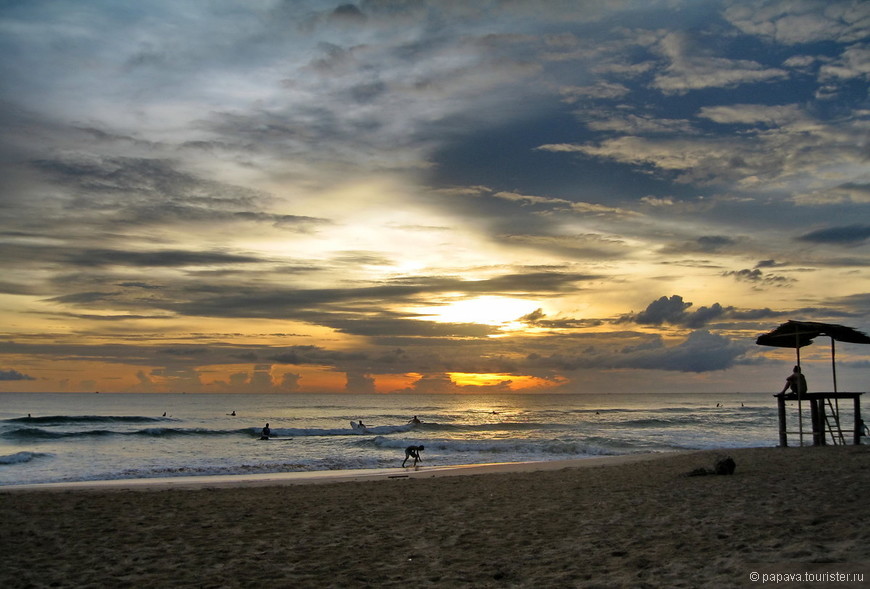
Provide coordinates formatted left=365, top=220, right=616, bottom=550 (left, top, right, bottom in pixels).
left=260, top=423, right=271, bottom=440
left=402, top=445, right=424, bottom=467
left=408, top=415, right=421, bottom=424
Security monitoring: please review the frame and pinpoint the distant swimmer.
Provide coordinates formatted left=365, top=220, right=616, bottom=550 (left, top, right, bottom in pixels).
left=357, top=420, right=367, bottom=429
left=402, top=445, right=424, bottom=467
left=228, top=410, right=237, bottom=416
left=261, top=423, right=271, bottom=440
left=408, top=415, right=421, bottom=424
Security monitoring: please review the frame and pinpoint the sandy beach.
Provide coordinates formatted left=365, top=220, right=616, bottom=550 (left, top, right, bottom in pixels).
left=2, top=446, right=869, bottom=588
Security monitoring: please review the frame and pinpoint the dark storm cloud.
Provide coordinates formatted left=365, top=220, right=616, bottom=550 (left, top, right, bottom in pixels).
left=629, top=295, right=692, bottom=325
left=832, top=293, right=870, bottom=313
left=47, top=291, right=121, bottom=305
left=320, top=315, right=500, bottom=338
left=620, top=295, right=861, bottom=333
left=755, top=260, right=786, bottom=269
left=797, top=225, right=870, bottom=245
left=0, top=281, right=39, bottom=296
left=44, top=311, right=169, bottom=321
left=422, top=186, right=642, bottom=261
left=117, top=282, right=162, bottom=290
left=0, top=241, right=266, bottom=295
left=0, top=339, right=361, bottom=371
left=26, top=155, right=331, bottom=230
left=722, top=268, right=794, bottom=288
left=8, top=152, right=310, bottom=242
left=632, top=330, right=748, bottom=372
left=0, top=243, right=71, bottom=269
left=64, top=249, right=262, bottom=268
left=0, top=369, right=35, bottom=381
left=31, top=156, right=254, bottom=203
left=158, top=347, right=210, bottom=357
left=660, top=235, right=740, bottom=255
left=621, top=294, right=783, bottom=329
left=269, top=345, right=368, bottom=366
left=165, top=285, right=425, bottom=319
left=520, top=308, right=603, bottom=330
left=527, top=329, right=749, bottom=373
left=329, top=4, right=367, bottom=25
left=696, top=236, right=737, bottom=252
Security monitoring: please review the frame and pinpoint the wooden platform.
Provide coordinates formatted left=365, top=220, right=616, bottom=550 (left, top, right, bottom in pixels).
left=775, top=391, right=864, bottom=446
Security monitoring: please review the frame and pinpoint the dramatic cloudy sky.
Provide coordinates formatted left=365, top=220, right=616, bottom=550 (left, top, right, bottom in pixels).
left=1, top=0, right=868, bottom=394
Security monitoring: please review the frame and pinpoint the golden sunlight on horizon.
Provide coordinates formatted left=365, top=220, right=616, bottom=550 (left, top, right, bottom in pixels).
left=448, top=372, right=563, bottom=391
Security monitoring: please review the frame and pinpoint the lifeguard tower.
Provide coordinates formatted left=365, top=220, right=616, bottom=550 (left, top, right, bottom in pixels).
left=757, top=320, right=869, bottom=447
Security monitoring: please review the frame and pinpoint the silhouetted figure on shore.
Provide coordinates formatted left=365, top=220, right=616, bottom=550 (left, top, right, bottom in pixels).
left=402, top=445, right=424, bottom=467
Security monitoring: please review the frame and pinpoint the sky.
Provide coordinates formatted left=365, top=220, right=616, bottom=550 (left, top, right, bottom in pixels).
left=0, top=0, right=868, bottom=395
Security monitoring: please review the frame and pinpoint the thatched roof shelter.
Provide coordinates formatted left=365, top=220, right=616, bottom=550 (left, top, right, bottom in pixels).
left=756, top=320, right=870, bottom=349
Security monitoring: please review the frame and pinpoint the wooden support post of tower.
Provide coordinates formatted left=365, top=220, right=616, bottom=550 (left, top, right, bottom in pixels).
left=776, top=392, right=788, bottom=447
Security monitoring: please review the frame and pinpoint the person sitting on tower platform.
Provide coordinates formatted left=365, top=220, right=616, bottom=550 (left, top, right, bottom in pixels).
left=780, top=365, right=807, bottom=396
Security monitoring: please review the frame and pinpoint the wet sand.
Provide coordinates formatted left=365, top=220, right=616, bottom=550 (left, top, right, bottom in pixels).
left=2, top=446, right=869, bottom=588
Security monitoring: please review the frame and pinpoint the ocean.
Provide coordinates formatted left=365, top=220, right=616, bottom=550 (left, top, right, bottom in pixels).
left=0, top=392, right=814, bottom=487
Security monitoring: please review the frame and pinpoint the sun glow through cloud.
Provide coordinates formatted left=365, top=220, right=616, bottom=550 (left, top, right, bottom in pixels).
left=414, top=296, right=541, bottom=327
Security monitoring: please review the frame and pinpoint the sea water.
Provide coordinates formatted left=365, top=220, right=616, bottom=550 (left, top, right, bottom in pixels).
left=0, top=392, right=808, bottom=486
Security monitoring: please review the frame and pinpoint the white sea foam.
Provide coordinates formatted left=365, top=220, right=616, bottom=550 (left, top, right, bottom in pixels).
left=0, top=451, right=51, bottom=465
left=0, top=392, right=785, bottom=486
